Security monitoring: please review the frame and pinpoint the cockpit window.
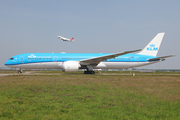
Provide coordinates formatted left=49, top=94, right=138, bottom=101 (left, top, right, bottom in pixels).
left=9, top=58, right=14, bottom=60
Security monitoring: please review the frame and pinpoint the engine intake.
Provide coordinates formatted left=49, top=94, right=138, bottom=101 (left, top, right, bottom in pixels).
left=62, top=61, right=80, bottom=72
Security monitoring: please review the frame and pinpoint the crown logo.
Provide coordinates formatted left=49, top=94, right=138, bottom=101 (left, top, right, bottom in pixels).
left=150, top=44, right=155, bottom=47
left=28, top=54, right=36, bottom=58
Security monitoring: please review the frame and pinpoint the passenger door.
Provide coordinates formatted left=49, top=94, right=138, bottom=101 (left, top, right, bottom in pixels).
left=135, top=56, right=139, bottom=62
left=19, top=56, right=24, bottom=63
left=53, top=56, right=58, bottom=62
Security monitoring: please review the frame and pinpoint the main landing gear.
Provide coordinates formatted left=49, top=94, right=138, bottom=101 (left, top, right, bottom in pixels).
left=84, top=71, right=95, bottom=74
left=84, top=65, right=95, bottom=74
left=18, top=69, right=22, bottom=74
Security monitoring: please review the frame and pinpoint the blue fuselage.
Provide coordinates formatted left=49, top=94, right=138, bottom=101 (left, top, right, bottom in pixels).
left=5, top=53, right=158, bottom=69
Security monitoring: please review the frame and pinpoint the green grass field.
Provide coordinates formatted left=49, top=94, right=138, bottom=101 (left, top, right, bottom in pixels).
left=0, top=71, right=180, bottom=120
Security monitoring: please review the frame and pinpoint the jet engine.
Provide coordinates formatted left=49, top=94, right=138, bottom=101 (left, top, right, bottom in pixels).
left=62, top=61, right=81, bottom=72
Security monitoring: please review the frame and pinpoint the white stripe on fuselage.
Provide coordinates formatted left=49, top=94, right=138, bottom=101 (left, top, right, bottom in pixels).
left=6, top=61, right=160, bottom=69
left=6, top=62, right=63, bottom=69
left=95, top=61, right=160, bottom=69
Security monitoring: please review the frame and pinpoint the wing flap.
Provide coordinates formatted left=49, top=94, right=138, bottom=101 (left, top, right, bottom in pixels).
left=80, top=49, right=142, bottom=65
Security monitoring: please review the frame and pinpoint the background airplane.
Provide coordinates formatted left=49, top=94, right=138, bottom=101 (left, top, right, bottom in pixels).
left=58, top=36, right=74, bottom=42
left=5, top=33, right=175, bottom=74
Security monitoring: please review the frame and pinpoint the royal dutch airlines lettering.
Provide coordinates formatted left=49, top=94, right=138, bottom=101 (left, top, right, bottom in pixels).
left=5, top=33, right=175, bottom=74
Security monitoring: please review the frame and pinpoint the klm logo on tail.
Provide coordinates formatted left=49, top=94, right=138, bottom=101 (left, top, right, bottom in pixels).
left=147, top=44, right=158, bottom=51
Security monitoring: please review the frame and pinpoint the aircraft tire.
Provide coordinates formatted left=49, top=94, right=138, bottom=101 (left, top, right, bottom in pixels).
left=84, top=71, right=95, bottom=74
left=18, top=69, right=22, bottom=74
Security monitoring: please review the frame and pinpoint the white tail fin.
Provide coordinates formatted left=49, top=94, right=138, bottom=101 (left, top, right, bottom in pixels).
left=138, top=33, right=165, bottom=56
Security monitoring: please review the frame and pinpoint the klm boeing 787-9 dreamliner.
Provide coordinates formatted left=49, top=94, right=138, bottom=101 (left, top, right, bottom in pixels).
left=5, top=33, right=174, bottom=74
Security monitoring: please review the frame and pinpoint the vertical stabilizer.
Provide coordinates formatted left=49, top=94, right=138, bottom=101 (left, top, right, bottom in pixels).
left=138, top=33, right=165, bottom=56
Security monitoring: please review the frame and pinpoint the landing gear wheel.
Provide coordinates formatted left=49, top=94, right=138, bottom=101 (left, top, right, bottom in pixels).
left=18, top=69, right=22, bottom=74
left=84, top=71, right=95, bottom=74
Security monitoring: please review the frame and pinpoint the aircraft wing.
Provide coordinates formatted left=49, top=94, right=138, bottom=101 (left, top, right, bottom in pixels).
left=80, top=49, right=142, bottom=66
left=147, top=55, right=175, bottom=61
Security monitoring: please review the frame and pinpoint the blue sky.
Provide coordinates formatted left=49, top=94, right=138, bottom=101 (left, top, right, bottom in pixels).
left=0, top=0, right=179, bottom=69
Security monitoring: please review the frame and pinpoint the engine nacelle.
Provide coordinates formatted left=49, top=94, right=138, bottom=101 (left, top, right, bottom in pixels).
left=62, top=61, right=80, bottom=72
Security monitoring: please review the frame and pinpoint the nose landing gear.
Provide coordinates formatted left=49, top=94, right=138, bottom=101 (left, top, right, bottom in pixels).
left=18, top=69, right=22, bottom=74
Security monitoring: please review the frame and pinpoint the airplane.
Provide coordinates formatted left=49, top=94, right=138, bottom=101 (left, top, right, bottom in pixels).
left=5, top=33, right=175, bottom=74
left=58, top=36, right=74, bottom=42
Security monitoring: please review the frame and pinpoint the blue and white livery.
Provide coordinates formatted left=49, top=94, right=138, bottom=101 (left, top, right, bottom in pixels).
left=5, top=33, right=174, bottom=74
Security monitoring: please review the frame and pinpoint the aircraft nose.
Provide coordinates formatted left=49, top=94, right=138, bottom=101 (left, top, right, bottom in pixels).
left=4, top=60, right=10, bottom=66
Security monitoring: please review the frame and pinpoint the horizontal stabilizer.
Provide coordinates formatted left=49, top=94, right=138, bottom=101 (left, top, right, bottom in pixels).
left=147, top=55, right=175, bottom=61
